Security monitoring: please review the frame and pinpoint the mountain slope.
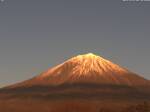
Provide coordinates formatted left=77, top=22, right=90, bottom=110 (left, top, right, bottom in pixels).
left=9, top=53, right=149, bottom=88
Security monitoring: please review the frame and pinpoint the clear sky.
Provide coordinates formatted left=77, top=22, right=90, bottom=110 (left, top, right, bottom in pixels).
left=0, top=0, right=150, bottom=87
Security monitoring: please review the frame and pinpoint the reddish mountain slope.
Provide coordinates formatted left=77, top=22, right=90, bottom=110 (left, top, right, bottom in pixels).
left=9, top=53, right=149, bottom=88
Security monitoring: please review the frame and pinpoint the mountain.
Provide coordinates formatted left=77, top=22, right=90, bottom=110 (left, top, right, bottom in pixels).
left=9, top=53, right=149, bottom=88
left=0, top=53, right=150, bottom=112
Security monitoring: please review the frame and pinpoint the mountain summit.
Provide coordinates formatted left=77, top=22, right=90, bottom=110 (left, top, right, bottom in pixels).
left=41, top=53, right=128, bottom=78
left=10, top=53, right=149, bottom=88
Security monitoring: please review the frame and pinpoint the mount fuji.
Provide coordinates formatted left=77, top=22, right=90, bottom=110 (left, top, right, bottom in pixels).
left=8, top=53, right=149, bottom=88
left=0, top=53, right=150, bottom=112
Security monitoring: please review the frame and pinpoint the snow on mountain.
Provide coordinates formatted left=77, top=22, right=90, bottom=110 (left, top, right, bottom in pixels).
left=9, top=53, right=149, bottom=88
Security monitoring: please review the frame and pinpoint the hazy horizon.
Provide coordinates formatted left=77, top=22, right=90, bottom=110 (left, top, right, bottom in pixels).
left=0, top=0, right=150, bottom=87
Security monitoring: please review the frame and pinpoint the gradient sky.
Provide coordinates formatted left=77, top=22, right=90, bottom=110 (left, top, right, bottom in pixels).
left=0, top=0, right=150, bottom=87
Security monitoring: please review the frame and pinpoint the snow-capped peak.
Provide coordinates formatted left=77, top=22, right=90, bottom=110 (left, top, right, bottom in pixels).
left=8, top=53, right=150, bottom=88
left=41, top=53, right=128, bottom=78
left=66, top=53, right=122, bottom=75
